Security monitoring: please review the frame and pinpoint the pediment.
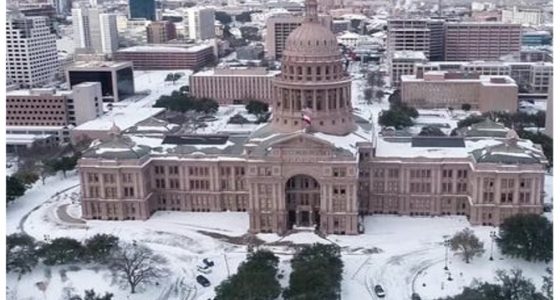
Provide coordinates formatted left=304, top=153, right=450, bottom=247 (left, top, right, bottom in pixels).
left=269, top=133, right=334, bottom=150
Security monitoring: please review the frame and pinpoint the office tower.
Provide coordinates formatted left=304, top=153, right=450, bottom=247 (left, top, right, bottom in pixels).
left=129, top=0, right=156, bottom=21
left=544, top=79, right=553, bottom=137
left=184, top=7, right=216, bottom=41
left=387, top=19, right=431, bottom=59
left=445, top=22, right=521, bottom=61
left=6, top=13, right=58, bottom=88
left=73, top=6, right=119, bottom=54
left=265, top=14, right=332, bottom=60
left=502, top=6, right=543, bottom=26
left=99, top=13, right=119, bottom=54
left=146, top=21, right=177, bottom=43
left=427, top=19, right=445, bottom=61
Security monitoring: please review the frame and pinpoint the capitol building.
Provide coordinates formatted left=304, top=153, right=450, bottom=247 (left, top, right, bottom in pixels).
left=78, top=0, right=547, bottom=235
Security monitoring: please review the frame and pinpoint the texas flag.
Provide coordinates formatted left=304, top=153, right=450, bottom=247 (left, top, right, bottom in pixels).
left=301, top=108, right=312, bottom=126
left=302, top=114, right=311, bottom=125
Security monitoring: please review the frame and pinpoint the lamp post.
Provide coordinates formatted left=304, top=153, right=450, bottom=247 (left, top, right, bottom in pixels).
left=489, top=231, right=497, bottom=261
left=444, top=238, right=451, bottom=271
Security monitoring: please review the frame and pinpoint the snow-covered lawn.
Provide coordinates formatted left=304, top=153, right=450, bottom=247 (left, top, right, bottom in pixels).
left=7, top=174, right=551, bottom=300
left=332, top=216, right=549, bottom=300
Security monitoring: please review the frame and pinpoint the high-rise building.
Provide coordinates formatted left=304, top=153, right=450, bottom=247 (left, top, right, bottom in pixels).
left=387, top=19, right=431, bottom=59
left=183, top=7, right=215, bottom=41
left=545, top=79, right=553, bottom=137
left=427, top=19, right=445, bottom=61
left=73, top=6, right=119, bottom=54
left=265, top=13, right=332, bottom=60
left=99, top=13, right=119, bottom=54
left=66, top=61, right=135, bottom=102
left=444, top=22, right=521, bottom=61
left=265, top=14, right=301, bottom=60
left=501, top=6, right=543, bottom=26
left=146, top=21, right=177, bottom=43
left=129, top=0, right=156, bottom=21
left=6, top=13, right=58, bottom=88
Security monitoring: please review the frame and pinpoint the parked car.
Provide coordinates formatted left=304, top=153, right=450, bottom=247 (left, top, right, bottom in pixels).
left=197, top=264, right=212, bottom=274
left=203, top=258, right=215, bottom=267
left=374, top=285, right=385, bottom=298
left=412, top=293, right=421, bottom=300
left=196, top=275, right=211, bottom=287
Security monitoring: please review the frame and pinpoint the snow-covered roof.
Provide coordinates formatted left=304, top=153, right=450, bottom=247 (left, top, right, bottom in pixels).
left=83, top=136, right=152, bottom=160
left=338, top=32, right=361, bottom=39
left=6, top=134, right=53, bottom=145
left=376, top=135, right=544, bottom=162
left=117, top=44, right=213, bottom=53
left=392, top=51, right=427, bottom=60
left=73, top=108, right=165, bottom=131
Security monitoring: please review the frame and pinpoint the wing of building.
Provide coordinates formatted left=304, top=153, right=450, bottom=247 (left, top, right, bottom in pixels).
left=78, top=0, right=548, bottom=235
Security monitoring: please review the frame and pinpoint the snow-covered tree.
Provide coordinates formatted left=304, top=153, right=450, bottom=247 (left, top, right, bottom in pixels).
left=7, top=233, right=38, bottom=276
left=449, top=228, right=484, bottom=263
left=84, top=234, right=119, bottom=263
left=110, top=244, right=169, bottom=294
left=38, top=237, right=85, bottom=265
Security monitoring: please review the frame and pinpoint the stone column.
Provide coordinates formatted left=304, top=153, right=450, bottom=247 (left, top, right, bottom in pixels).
left=513, top=177, right=520, bottom=204
left=494, top=177, right=501, bottom=205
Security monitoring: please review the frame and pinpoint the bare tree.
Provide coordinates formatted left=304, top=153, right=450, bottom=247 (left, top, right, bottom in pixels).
left=450, top=228, right=484, bottom=263
left=375, top=90, right=385, bottom=102
left=110, top=244, right=169, bottom=294
left=364, top=87, right=374, bottom=104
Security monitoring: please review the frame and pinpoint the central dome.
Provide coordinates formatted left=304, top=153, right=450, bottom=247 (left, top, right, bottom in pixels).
left=283, top=22, right=340, bottom=58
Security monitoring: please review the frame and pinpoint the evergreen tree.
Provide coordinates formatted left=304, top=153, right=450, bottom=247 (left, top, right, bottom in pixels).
left=70, top=289, right=114, bottom=300
left=284, top=244, right=343, bottom=300
left=438, top=269, right=547, bottom=300
left=497, top=214, right=552, bottom=262
left=419, top=126, right=446, bottom=136
left=245, top=100, right=269, bottom=117
left=449, top=228, right=484, bottom=263
left=15, top=171, right=39, bottom=186
left=59, top=155, right=79, bottom=178
left=542, top=267, right=552, bottom=300
left=7, top=176, right=26, bottom=203
left=375, top=90, right=385, bottom=102
left=378, top=109, right=414, bottom=128
left=364, top=87, right=374, bottom=104
left=215, top=250, right=281, bottom=300
left=38, top=237, right=85, bottom=265
left=7, top=233, right=38, bottom=275
left=84, top=234, right=119, bottom=263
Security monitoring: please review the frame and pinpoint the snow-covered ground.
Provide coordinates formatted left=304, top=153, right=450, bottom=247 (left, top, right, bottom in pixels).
left=7, top=171, right=552, bottom=300
left=7, top=62, right=552, bottom=299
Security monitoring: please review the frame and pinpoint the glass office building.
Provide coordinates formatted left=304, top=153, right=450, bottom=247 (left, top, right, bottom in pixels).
left=129, top=0, right=156, bottom=21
